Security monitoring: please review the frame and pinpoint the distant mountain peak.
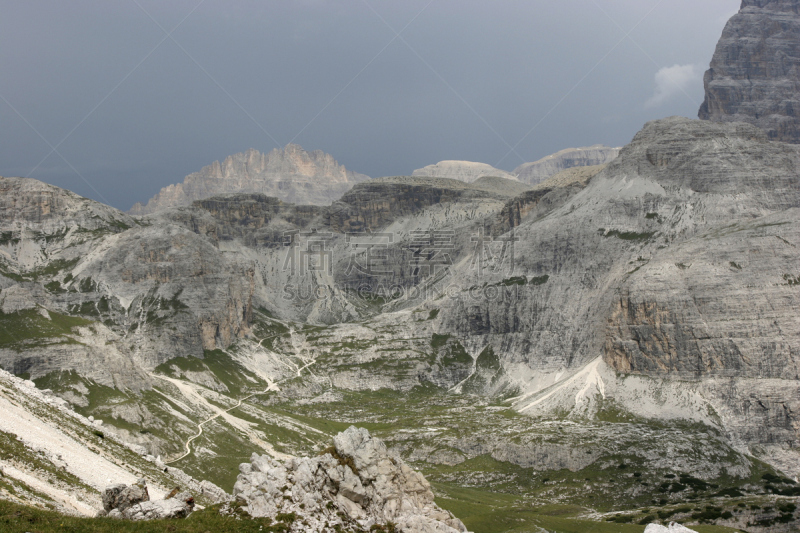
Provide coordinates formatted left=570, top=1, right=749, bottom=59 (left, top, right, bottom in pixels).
left=512, top=145, right=621, bottom=186
left=411, top=160, right=517, bottom=182
left=129, top=145, right=369, bottom=215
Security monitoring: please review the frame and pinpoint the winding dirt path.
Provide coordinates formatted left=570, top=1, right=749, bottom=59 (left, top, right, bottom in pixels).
left=157, top=325, right=316, bottom=465
left=156, top=376, right=284, bottom=464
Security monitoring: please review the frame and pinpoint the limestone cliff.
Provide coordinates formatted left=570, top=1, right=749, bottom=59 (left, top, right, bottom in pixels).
left=699, top=0, right=800, bottom=143
left=512, top=145, right=620, bottom=185
left=129, top=145, right=369, bottom=214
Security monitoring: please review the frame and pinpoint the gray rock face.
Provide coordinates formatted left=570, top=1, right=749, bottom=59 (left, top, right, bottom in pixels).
left=102, top=483, right=129, bottom=512
left=600, top=118, right=800, bottom=380
left=331, top=176, right=521, bottom=233
left=1, top=116, right=799, bottom=487
left=512, top=145, right=620, bottom=185
left=102, top=479, right=149, bottom=513
left=699, top=0, right=800, bottom=143
left=118, top=493, right=194, bottom=520
left=233, top=427, right=468, bottom=533
left=0, top=177, right=135, bottom=231
left=411, top=161, right=518, bottom=182
left=434, top=118, right=799, bottom=379
left=103, top=479, right=195, bottom=520
left=129, top=145, right=370, bottom=214
left=423, top=117, right=800, bottom=469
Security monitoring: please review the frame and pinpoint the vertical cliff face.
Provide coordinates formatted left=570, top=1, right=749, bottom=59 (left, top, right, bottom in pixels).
left=699, top=0, right=800, bottom=143
left=129, top=145, right=370, bottom=215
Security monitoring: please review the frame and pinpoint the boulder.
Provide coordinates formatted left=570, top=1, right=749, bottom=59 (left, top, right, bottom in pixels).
left=102, top=479, right=194, bottom=521
left=101, top=484, right=127, bottom=513
left=102, top=478, right=149, bottom=513
left=121, top=492, right=194, bottom=520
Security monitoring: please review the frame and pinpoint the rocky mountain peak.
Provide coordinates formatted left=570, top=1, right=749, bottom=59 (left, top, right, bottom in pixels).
left=129, top=144, right=369, bottom=215
left=699, top=0, right=800, bottom=143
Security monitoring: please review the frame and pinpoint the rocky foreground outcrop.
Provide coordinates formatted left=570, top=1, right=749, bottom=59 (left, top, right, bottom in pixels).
left=101, top=479, right=194, bottom=520
left=233, top=427, right=469, bottom=533
left=699, top=0, right=800, bottom=143
left=130, top=144, right=369, bottom=214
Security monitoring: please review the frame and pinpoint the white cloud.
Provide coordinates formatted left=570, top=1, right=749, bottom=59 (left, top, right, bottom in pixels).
left=645, top=64, right=703, bottom=108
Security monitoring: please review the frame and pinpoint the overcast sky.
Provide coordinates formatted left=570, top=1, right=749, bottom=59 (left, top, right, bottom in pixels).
left=0, top=0, right=740, bottom=210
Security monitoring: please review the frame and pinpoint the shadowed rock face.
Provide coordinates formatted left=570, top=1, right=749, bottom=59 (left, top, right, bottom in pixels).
left=330, top=176, right=517, bottom=233
left=699, top=0, right=800, bottom=143
left=129, top=145, right=369, bottom=215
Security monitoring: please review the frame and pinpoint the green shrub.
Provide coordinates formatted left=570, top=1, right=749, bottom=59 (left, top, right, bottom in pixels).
left=605, top=515, right=635, bottom=523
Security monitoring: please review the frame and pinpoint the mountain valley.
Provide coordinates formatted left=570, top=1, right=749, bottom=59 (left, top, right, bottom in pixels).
left=1, top=115, right=799, bottom=532
left=1, top=1, right=800, bottom=532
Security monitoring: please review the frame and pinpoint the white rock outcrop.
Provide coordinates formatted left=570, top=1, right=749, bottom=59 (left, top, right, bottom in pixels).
left=644, top=522, right=698, bottom=533
left=233, top=426, right=469, bottom=533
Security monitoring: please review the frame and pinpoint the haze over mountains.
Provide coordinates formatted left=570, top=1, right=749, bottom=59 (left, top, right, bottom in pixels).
left=132, top=144, right=621, bottom=214
left=1, top=1, right=800, bottom=531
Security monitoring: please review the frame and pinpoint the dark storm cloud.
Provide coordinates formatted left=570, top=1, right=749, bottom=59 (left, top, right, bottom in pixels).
left=0, top=0, right=739, bottom=210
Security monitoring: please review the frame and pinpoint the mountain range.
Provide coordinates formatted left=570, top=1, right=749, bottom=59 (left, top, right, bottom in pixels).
left=1, top=1, right=800, bottom=531
left=130, top=144, right=621, bottom=216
